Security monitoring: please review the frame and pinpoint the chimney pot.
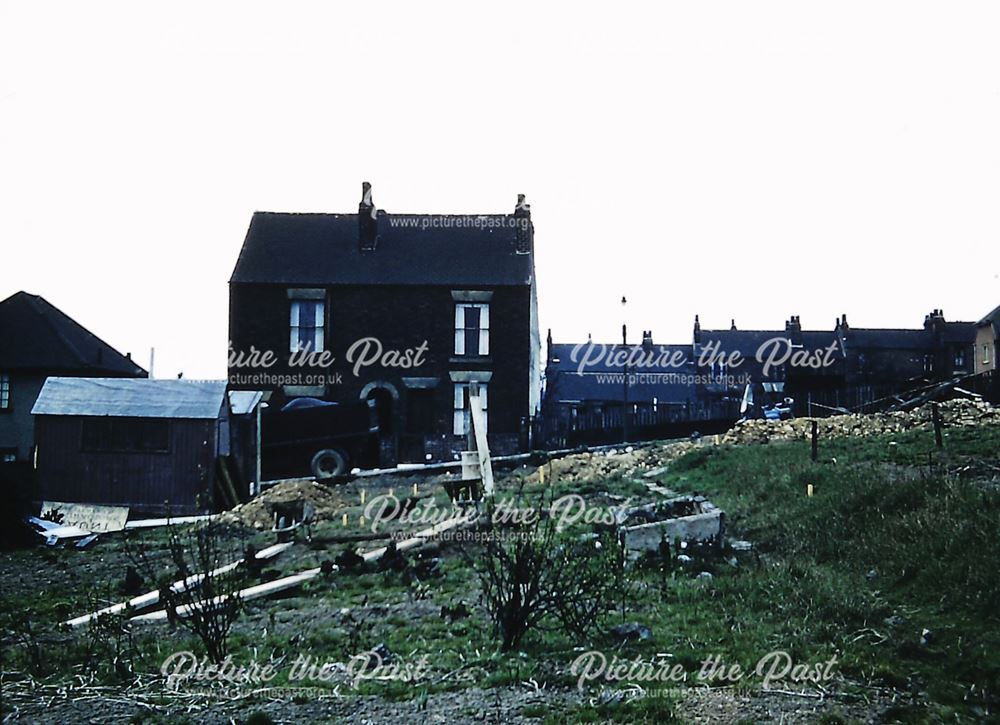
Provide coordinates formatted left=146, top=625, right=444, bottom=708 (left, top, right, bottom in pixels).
left=359, top=181, right=378, bottom=252
left=513, top=193, right=532, bottom=254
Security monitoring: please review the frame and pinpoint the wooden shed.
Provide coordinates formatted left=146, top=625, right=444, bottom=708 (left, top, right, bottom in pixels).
left=31, top=378, right=234, bottom=515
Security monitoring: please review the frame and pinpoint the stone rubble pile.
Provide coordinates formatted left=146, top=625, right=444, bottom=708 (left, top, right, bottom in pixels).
left=721, top=398, right=1000, bottom=446
left=218, top=480, right=349, bottom=529
left=524, top=441, right=700, bottom=485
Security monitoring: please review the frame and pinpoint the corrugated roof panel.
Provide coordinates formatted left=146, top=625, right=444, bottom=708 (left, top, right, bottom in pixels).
left=228, top=390, right=263, bottom=415
left=32, top=378, right=227, bottom=419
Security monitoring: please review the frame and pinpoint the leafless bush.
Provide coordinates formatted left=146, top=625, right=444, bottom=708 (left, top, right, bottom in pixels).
left=82, top=606, right=143, bottom=680
left=129, top=521, right=249, bottom=663
left=466, top=493, right=628, bottom=651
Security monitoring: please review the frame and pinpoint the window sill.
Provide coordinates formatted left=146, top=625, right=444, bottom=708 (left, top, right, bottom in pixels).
left=450, top=356, right=492, bottom=364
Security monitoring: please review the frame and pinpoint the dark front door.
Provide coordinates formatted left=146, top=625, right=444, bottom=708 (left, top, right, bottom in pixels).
left=401, top=388, right=435, bottom=462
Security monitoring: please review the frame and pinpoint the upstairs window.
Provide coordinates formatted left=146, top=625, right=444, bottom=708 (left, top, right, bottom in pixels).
left=290, top=299, right=325, bottom=353
left=455, top=303, right=489, bottom=356
left=453, top=383, right=488, bottom=435
left=985, top=343, right=992, bottom=366
left=955, top=348, right=966, bottom=369
left=0, top=373, right=8, bottom=411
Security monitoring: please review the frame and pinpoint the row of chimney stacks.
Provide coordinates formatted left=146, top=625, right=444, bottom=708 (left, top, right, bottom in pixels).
left=357, top=182, right=531, bottom=254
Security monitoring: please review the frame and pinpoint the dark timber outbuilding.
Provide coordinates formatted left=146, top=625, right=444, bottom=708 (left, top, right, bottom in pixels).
left=32, top=378, right=233, bottom=515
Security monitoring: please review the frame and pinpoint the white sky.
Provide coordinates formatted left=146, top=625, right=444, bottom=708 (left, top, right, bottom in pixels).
left=2, top=1, right=998, bottom=379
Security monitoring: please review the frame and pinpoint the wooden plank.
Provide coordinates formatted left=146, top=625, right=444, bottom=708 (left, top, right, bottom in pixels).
left=131, top=568, right=323, bottom=622
left=63, top=541, right=293, bottom=628
left=131, top=514, right=472, bottom=623
left=469, top=393, right=494, bottom=496
left=123, top=514, right=216, bottom=529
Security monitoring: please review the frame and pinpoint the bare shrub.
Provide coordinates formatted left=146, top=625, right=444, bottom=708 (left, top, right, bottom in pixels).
left=466, top=493, right=628, bottom=651
left=129, top=521, right=248, bottom=663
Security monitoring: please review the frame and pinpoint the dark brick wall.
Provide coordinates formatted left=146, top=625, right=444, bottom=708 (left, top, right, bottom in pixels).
left=229, top=283, right=533, bottom=462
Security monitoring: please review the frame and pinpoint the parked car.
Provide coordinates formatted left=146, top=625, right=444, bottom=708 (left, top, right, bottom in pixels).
left=261, top=398, right=379, bottom=479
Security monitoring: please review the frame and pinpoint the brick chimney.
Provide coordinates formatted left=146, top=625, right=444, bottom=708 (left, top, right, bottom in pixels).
left=924, top=309, right=946, bottom=341
left=785, top=315, right=802, bottom=345
left=359, top=181, right=378, bottom=252
left=642, top=330, right=653, bottom=352
left=693, top=314, right=701, bottom=344
left=514, top=193, right=533, bottom=255
left=840, top=314, right=849, bottom=334
left=730, top=319, right=737, bottom=331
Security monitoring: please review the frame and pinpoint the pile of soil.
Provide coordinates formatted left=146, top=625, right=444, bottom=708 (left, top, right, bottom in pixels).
left=523, top=441, right=700, bottom=485
left=218, top=480, right=348, bottom=529
left=722, top=398, right=1000, bottom=446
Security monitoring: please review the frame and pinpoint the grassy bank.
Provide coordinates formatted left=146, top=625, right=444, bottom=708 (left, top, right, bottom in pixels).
left=627, top=424, right=1000, bottom=721
left=2, top=423, right=999, bottom=723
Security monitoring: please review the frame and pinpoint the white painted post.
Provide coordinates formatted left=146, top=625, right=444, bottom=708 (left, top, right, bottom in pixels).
left=469, top=392, right=494, bottom=496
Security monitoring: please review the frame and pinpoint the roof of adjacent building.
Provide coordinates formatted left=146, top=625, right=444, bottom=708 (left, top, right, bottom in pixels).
left=0, top=292, right=147, bottom=375
left=546, top=343, right=695, bottom=373
left=228, top=389, right=264, bottom=416
left=545, top=342, right=698, bottom=405
left=545, top=370, right=699, bottom=406
left=230, top=211, right=534, bottom=286
left=978, top=304, right=1000, bottom=336
left=840, top=328, right=932, bottom=351
left=32, top=378, right=228, bottom=419
left=941, top=321, right=978, bottom=344
left=699, top=329, right=844, bottom=358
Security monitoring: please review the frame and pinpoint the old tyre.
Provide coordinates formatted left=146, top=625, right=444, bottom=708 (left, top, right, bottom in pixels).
left=311, top=448, right=347, bottom=479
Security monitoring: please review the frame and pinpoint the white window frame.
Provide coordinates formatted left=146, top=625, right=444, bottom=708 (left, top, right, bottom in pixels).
left=454, top=303, right=490, bottom=356
left=453, top=382, right=488, bottom=435
left=985, top=343, right=992, bottom=366
left=289, top=296, right=325, bottom=353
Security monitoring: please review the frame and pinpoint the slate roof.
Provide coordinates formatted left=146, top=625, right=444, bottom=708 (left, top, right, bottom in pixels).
left=699, top=329, right=843, bottom=358
left=841, top=328, right=931, bottom=351
left=230, top=211, right=534, bottom=286
left=32, top=378, right=227, bottom=419
left=545, top=371, right=698, bottom=405
left=978, top=304, right=1000, bottom=337
left=940, top=321, right=977, bottom=344
left=546, top=343, right=694, bottom=373
left=0, top=292, right=147, bottom=375
left=545, top=342, right=698, bottom=405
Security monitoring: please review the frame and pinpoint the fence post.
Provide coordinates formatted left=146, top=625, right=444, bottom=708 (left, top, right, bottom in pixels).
left=811, top=420, right=819, bottom=462
left=932, top=403, right=943, bottom=449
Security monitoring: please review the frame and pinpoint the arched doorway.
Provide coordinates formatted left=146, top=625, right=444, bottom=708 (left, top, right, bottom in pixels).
left=360, top=382, right=399, bottom=467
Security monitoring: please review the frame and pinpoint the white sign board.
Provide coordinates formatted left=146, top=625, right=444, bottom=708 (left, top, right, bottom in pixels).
left=41, top=501, right=130, bottom=533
